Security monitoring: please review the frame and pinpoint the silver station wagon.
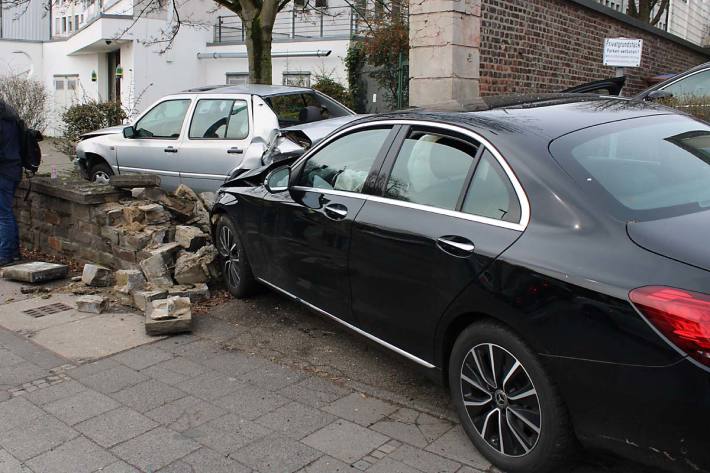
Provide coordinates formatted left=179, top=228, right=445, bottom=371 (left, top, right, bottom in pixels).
left=76, top=85, right=355, bottom=193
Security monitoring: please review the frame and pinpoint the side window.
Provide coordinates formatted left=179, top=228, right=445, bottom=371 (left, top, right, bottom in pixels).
left=663, top=70, right=710, bottom=98
left=296, top=128, right=392, bottom=193
left=385, top=130, right=479, bottom=211
left=135, top=99, right=191, bottom=139
left=189, top=99, right=249, bottom=140
left=225, top=101, right=250, bottom=139
left=267, top=94, right=325, bottom=127
left=462, top=150, right=521, bottom=223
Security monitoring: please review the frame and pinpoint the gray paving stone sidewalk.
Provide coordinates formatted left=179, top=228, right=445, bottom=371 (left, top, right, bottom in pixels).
left=0, top=304, right=659, bottom=473
left=0, top=325, right=494, bottom=473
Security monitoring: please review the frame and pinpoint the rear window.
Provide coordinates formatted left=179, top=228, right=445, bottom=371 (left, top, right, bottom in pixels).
left=550, top=114, right=710, bottom=221
left=265, top=92, right=351, bottom=128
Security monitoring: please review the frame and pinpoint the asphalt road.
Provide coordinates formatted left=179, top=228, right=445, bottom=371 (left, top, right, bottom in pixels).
left=205, top=289, right=669, bottom=473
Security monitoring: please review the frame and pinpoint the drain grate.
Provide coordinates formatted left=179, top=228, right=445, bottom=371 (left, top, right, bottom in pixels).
left=22, top=303, right=73, bottom=318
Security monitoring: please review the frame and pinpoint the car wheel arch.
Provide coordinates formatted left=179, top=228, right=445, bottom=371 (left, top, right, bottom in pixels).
left=435, top=308, right=550, bottom=388
left=85, top=152, right=111, bottom=171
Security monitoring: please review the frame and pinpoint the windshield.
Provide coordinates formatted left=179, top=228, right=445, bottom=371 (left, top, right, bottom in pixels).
left=264, top=92, right=351, bottom=128
left=550, top=114, right=710, bottom=221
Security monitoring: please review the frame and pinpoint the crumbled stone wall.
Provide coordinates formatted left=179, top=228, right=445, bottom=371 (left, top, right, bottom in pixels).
left=14, top=178, right=130, bottom=268
left=12, top=178, right=217, bottom=288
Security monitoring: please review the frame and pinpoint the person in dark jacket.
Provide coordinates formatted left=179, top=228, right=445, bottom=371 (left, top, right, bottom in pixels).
left=0, top=99, right=22, bottom=266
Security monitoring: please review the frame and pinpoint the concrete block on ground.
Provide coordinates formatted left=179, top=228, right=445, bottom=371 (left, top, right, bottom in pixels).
left=81, top=264, right=113, bottom=287
left=145, top=296, right=192, bottom=335
left=1, top=262, right=69, bottom=283
left=133, top=289, right=168, bottom=312
left=76, top=295, right=108, bottom=314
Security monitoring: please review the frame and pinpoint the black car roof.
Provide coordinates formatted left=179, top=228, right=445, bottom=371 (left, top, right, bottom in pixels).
left=351, top=95, right=672, bottom=141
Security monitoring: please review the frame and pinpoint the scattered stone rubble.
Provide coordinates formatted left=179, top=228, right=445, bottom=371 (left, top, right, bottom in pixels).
left=61, top=184, right=218, bottom=332
left=75, top=295, right=108, bottom=314
left=81, top=264, right=113, bottom=287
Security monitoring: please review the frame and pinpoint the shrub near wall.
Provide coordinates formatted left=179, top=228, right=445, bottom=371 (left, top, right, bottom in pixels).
left=479, top=0, right=709, bottom=96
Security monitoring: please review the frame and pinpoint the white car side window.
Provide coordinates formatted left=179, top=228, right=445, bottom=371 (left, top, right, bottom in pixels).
left=135, top=99, right=191, bottom=139
left=189, top=99, right=250, bottom=140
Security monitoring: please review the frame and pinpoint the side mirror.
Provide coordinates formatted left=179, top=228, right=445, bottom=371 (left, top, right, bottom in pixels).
left=645, top=89, right=674, bottom=101
left=122, top=126, right=136, bottom=138
left=264, top=166, right=291, bottom=193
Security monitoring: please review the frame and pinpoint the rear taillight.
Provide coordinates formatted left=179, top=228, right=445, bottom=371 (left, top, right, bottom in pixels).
left=630, top=286, right=710, bottom=368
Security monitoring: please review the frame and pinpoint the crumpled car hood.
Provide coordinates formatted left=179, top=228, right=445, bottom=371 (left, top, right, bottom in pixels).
left=80, top=125, right=125, bottom=140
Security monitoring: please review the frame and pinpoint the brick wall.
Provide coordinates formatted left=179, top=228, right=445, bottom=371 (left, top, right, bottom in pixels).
left=479, top=0, right=709, bottom=96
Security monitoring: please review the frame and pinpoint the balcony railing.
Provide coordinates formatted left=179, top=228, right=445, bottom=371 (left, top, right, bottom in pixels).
left=213, top=5, right=368, bottom=44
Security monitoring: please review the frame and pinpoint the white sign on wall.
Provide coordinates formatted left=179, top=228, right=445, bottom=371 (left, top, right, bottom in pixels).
left=603, top=38, right=643, bottom=68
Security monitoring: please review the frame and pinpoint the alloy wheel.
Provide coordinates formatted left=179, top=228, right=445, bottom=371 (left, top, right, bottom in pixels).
left=460, top=343, right=542, bottom=457
left=218, top=224, right=241, bottom=288
left=93, top=171, right=111, bottom=184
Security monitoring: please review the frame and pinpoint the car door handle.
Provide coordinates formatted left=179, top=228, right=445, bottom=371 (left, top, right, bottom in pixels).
left=324, top=203, right=348, bottom=220
left=227, top=147, right=243, bottom=154
left=164, top=147, right=178, bottom=153
left=436, top=236, right=475, bottom=256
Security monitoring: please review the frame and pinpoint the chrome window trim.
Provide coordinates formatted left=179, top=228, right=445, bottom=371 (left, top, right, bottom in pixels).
left=291, top=119, right=531, bottom=231
left=181, top=171, right=230, bottom=180
left=257, top=277, right=436, bottom=369
left=658, top=67, right=710, bottom=93
left=291, top=186, right=525, bottom=231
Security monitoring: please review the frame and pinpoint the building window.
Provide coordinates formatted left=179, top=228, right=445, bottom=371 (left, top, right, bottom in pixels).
left=283, top=71, right=311, bottom=87
left=62, top=17, right=67, bottom=33
left=55, top=18, right=60, bottom=35
left=75, top=15, right=79, bottom=30
left=226, top=73, right=250, bottom=86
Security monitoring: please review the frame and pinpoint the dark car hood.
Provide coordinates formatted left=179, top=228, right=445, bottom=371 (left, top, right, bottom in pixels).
left=628, top=210, right=710, bottom=272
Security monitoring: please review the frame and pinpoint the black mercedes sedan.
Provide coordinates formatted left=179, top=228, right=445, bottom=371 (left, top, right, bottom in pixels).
left=210, top=96, right=710, bottom=473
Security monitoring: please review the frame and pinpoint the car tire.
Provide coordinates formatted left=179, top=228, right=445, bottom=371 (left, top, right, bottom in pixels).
left=214, top=215, right=257, bottom=299
left=449, top=321, right=576, bottom=473
left=88, top=162, right=113, bottom=184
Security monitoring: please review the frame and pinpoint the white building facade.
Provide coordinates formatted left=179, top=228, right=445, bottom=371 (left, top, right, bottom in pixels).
left=596, top=0, right=710, bottom=46
left=0, top=0, right=362, bottom=135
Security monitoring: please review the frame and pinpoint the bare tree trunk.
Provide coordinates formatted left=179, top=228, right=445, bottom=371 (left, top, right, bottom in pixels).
left=244, top=15, right=273, bottom=84
left=627, top=0, right=669, bottom=26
